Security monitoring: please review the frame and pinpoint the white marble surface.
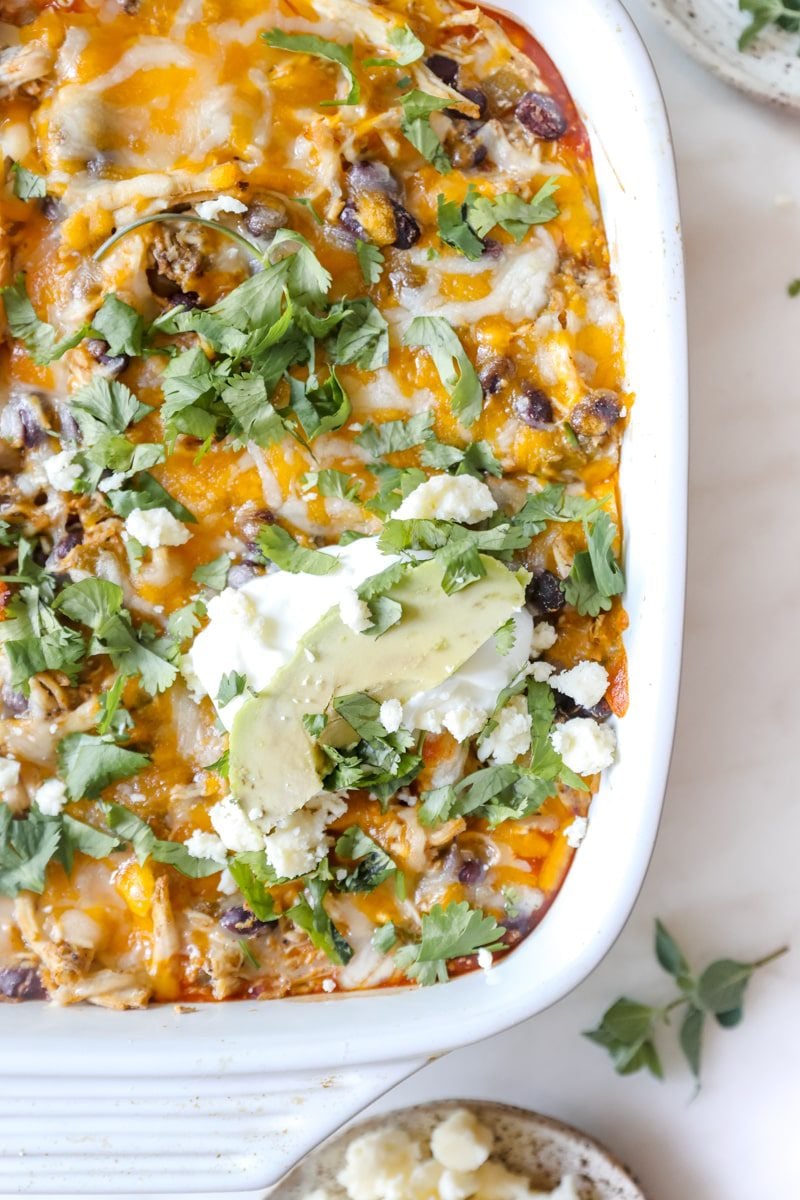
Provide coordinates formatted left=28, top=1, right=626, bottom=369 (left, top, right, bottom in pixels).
left=47, top=9, right=800, bottom=1200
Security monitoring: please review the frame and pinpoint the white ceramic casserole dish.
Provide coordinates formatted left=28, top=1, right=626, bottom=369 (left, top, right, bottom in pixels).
left=0, top=1, right=686, bottom=1192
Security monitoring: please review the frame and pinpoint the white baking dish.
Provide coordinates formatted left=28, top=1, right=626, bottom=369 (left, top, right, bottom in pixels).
left=0, top=1, right=686, bottom=1192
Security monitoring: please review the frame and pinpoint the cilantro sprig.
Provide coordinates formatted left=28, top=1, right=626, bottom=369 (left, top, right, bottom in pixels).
left=388, top=901, right=506, bottom=985
left=563, top=511, right=624, bottom=617
left=585, top=920, right=788, bottom=1085
left=403, top=316, right=483, bottom=426
left=0, top=805, right=119, bottom=898
left=263, top=30, right=360, bottom=106
left=437, top=181, right=560, bottom=260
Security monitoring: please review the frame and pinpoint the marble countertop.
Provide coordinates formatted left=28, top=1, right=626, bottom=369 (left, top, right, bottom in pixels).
left=361, top=5, right=800, bottom=1197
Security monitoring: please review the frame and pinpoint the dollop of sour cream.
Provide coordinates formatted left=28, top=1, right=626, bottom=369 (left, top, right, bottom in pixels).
left=183, top=536, right=532, bottom=735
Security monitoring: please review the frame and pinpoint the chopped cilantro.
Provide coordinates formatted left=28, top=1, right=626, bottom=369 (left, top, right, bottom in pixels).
left=257, top=525, right=340, bottom=574
left=10, top=163, right=47, bottom=200
left=217, top=670, right=247, bottom=706
left=0, top=275, right=90, bottom=365
left=404, top=316, right=483, bottom=426
left=335, top=825, right=397, bottom=892
left=104, top=803, right=223, bottom=877
left=563, top=512, right=625, bottom=617
left=355, top=239, right=385, bottom=285
left=399, top=89, right=453, bottom=173
left=363, top=25, right=425, bottom=67
left=262, top=30, right=360, bottom=106
left=356, top=411, right=434, bottom=457
left=393, top=901, right=506, bottom=985
left=58, top=734, right=150, bottom=801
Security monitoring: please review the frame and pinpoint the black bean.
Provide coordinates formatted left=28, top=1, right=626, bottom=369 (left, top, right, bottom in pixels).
left=570, top=391, right=622, bottom=438
left=347, top=160, right=400, bottom=198
left=165, top=291, right=201, bottom=311
left=526, top=569, right=565, bottom=614
left=253, top=508, right=276, bottom=525
left=458, top=858, right=484, bottom=886
left=226, top=562, right=258, bottom=589
left=446, top=87, right=488, bottom=121
left=146, top=267, right=180, bottom=299
left=59, top=409, right=81, bottom=443
left=339, top=201, right=368, bottom=241
left=514, top=385, right=554, bottom=429
left=0, top=967, right=47, bottom=1000
left=479, top=356, right=514, bottom=395
left=52, top=526, right=83, bottom=560
left=426, top=53, right=459, bottom=86
left=2, top=685, right=28, bottom=715
left=515, top=91, right=568, bottom=140
left=19, top=406, right=46, bottom=449
left=220, top=906, right=272, bottom=936
left=390, top=199, right=421, bottom=249
left=40, top=196, right=63, bottom=222
left=244, top=202, right=285, bottom=238
left=481, top=237, right=503, bottom=261
left=86, top=338, right=129, bottom=375
left=554, top=693, right=612, bottom=722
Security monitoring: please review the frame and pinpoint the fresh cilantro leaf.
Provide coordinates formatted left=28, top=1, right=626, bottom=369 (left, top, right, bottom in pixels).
left=104, top=803, right=223, bottom=877
left=364, top=464, right=427, bottom=518
left=10, top=162, right=47, bottom=200
left=437, top=194, right=485, bottom=260
left=335, top=825, right=396, bottom=892
left=563, top=512, right=624, bottom=617
left=0, top=521, right=21, bottom=547
left=53, top=578, right=123, bottom=629
left=191, top=554, right=232, bottom=591
left=302, top=712, right=328, bottom=738
left=420, top=436, right=502, bottom=478
left=372, top=922, right=397, bottom=952
left=69, top=377, right=151, bottom=443
left=493, top=617, right=517, bottom=656
left=1, top=275, right=90, bottom=365
left=57, top=734, right=150, bottom=801
left=227, top=852, right=280, bottom=920
left=355, top=239, right=385, bottom=285
left=167, top=599, right=205, bottom=643
left=91, top=294, right=145, bottom=356
left=96, top=674, right=132, bottom=738
left=105, top=472, right=196, bottom=523
left=355, top=560, right=408, bottom=636
left=0, top=806, right=61, bottom=897
left=294, top=197, right=323, bottom=224
left=399, top=90, right=452, bottom=173
left=394, top=901, right=505, bottom=985
left=288, top=874, right=353, bottom=964
left=330, top=297, right=389, bottom=370
left=333, top=692, right=387, bottom=741
left=217, top=670, right=247, bottom=706
left=257, top=525, right=339, bottom=574
left=363, top=24, right=425, bottom=67
left=263, top=30, right=360, bottom=106
left=222, top=374, right=287, bottom=447
left=465, top=179, right=560, bottom=243
left=356, top=410, right=434, bottom=457
left=404, top=316, right=483, bottom=425
left=288, top=370, right=351, bottom=441
left=303, top=469, right=362, bottom=502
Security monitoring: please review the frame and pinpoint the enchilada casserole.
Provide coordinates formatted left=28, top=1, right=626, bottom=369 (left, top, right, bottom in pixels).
left=0, top=0, right=628, bottom=1006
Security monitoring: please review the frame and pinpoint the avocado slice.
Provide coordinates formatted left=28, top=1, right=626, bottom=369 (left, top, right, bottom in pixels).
left=229, top=555, right=527, bottom=826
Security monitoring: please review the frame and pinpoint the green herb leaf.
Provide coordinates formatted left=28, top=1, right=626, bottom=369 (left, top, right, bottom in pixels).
left=302, top=712, right=328, bottom=738
left=288, top=874, right=353, bottom=964
left=363, top=24, right=425, bottom=67
left=222, top=374, right=287, bottom=447
left=679, top=1005, right=705, bottom=1081
left=57, top=734, right=150, bottom=801
left=192, top=553, right=232, bottom=591
left=356, top=239, right=385, bottom=285
left=303, top=468, right=363, bottom=503
left=394, top=901, right=505, bottom=985
left=466, top=179, right=560, bottom=242
left=437, top=193, right=485, bottom=260
left=1, top=275, right=90, bottom=365
left=10, top=162, right=47, bottom=200
left=563, top=512, right=624, bottom=617
left=655, top=919, right=691, bottom=982
left=372, top=922, right=397, bottom=952
left=356, top=410, right=433, bottom=457
left=257, top=525, right=340, bottom=575
left=330, top=297, right=389, bottom=370
left=104, top=803, right=223, bottom=877
left=227, top=853, right=280, bottom=920
left=738, top=0, right=800, bottom=50
left=288, top=369, right=351, bottom=441
left=399, top=89, right=452, bottom=173
left=788, top=278, right=800, bottom=298
left=217, top=670, right=247, bottom=706
left=493, top=617, right=517, bottom=656
left=106, top=472, right=196, bottom=524
left=91, top=294, right=145, bottom=356
left=404, top=316, right=483, bottom=425
left=335, top=825, right=396, bottom=892
left=263, top=29, right=360, bottom=106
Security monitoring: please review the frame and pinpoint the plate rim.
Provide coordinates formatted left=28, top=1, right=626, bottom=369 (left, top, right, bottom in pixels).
left=644, top=0, right=800, bottom=111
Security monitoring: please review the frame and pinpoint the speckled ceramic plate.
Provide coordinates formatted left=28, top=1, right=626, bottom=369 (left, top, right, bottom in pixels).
left=646, top=0, right=800, bottom=109
left=272, top=1100, right=649, bottom=1200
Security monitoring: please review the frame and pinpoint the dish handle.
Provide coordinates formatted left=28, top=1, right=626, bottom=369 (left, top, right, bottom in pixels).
left=1, top=1057, right=426, bottom=1195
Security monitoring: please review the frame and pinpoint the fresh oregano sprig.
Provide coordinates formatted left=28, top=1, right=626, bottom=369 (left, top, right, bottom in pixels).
left=584, top=920, right=788, bottom=1086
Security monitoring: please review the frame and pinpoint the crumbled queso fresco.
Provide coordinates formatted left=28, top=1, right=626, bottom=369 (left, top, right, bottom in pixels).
left=312, top=1109, right=586, bottom=1200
